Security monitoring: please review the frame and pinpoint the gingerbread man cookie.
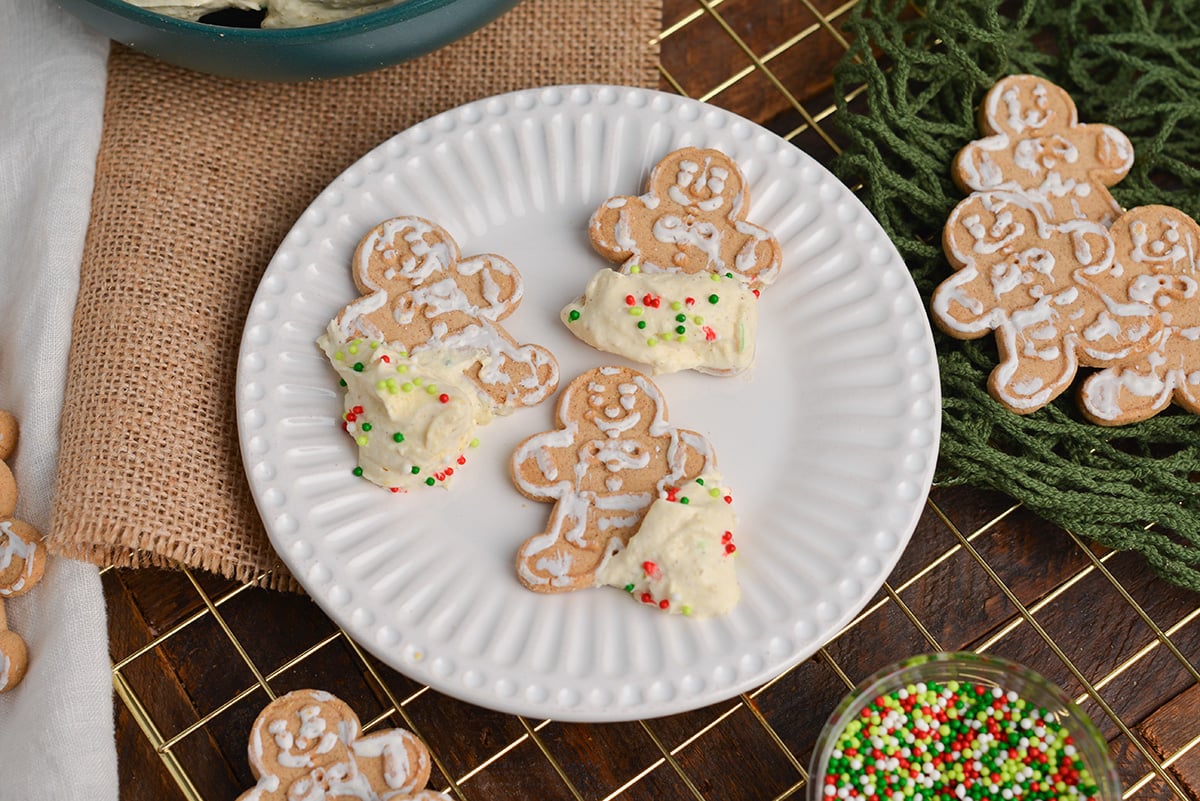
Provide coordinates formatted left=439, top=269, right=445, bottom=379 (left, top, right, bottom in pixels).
left=237, top=689, right=448, bottom=801
left=589, top=147, right=783, bottom=290
left=931, top=191, right=1161, bottom=414
left=510, top=366, right=715, bottom=593
left=1079, top=205, right=1200, bottom=424
left=332, top=216, right=559, bottom=413
left=0, top=413, right=47, bottom=693
left=953, top=74, right=1134, bottom=226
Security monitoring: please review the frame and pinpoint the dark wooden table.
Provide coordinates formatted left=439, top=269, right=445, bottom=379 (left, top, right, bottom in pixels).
left=106, top=1, right=1200, bottom=799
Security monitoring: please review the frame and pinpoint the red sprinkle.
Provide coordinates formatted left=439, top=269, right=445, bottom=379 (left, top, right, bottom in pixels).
left=725, top=543, right=737, bottom=555
left=721, top=531, right=733, bottom=543
left=640, top=592, right=653, bottom=604
left=457, top=455, right=467, bottom=465
left=625, top=294, right=636, bottom=306
left=353, top=405, right=364, bottom=414
left=723, top=495, right=733, bottom=504
left=381, top=355, right=391, bottom=363
left=702, top=325, right=716, bottom=341
left=444, top=467, right=454, bottom=477
left=685, top=296, right=696, bottom=306
left=752, top=289, right=761, bottom=298
left=659, top=599, right=670, bottom=610
left=642, top=560, right=661, bottom=578
left=439, top=393, right=450, bottom=403
left=665, top=486, right=680, bottom=502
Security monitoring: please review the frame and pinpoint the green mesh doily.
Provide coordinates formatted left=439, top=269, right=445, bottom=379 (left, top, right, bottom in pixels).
left=831, top=0, right=1200, bottom=589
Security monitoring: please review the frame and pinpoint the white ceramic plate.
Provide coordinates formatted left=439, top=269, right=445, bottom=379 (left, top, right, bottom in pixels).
left=237, top=85, right=940, bottom=721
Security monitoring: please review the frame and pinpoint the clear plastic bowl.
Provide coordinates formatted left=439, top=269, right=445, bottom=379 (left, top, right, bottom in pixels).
left=808, top=652, right=1121, bottom=801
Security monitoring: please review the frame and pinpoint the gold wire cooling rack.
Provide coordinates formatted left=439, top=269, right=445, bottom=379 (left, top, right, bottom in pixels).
left=105, top=1, right=1200, bottom=799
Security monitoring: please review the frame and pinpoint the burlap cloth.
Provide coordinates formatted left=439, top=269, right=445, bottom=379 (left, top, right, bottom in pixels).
left=50, top=0, right=661, bottom=591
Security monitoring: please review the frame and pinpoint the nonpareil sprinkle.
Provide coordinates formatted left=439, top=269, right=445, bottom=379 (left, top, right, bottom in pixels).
left=821, top=680, right=1101, bottom=800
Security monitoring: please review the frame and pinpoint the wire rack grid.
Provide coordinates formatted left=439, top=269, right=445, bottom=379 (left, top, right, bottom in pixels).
left=105, top=1, right=1200, bottom=799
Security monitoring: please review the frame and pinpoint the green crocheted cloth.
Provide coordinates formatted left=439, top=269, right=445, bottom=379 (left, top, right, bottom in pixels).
left=831, top=0, right=1200, bottom=589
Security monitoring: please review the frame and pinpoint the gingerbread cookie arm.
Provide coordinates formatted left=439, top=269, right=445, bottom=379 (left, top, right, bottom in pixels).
left=588, top=195, right=642, bottom=265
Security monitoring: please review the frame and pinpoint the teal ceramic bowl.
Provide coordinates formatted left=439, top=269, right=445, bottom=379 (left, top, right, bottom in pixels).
left=55, top=0, right=522, bottom=82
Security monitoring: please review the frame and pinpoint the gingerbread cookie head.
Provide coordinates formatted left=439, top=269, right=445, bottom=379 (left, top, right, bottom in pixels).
left=953, top=75, right=1134, bottom=226
left=332, top=215, right=559, bottom=412
left=238, top=689, right=445, bottom=801
left=932, top=191, right=1161, bottom=414
left=1080, top=205, right=1200, bottom=424
left=589, top=147, right=783, bottom=290
left=511, top=366, right=715, bottom=592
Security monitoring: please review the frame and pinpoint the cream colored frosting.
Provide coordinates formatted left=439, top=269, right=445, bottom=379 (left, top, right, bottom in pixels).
left=562, top=268, right=757, bottom=375
left=594, top=473, right=739, bottom=617
left=318, top=324, right=491, bottom=492
left=125, top=0, right=394, bottom=27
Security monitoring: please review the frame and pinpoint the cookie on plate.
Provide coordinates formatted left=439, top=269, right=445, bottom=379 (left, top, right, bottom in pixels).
left=588, top=147, right=782, bottom=290
left=510, top=366, right=715, bottom=593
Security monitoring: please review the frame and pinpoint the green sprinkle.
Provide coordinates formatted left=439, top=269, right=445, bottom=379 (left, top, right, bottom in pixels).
left=413, top=378, right=423, bottom=386
left=681, top=606, right=693, bottom=616
left=401, top=382, right=414, bottom=392
left=469, top=438, right=481, bottom=448
left=675, top=325, right=686, bottom=335
left=426, top=384, right=438, bottom=394
left=671, top=301, right=683, bottom=311
left=647, top=338, right=658, bottom=347
left=637, top=320, right=647, bottom=329
left=624, top=583, right=635, bottom=593
left=352, top=466, right=363, bottom=477
left=568, top=309, right=581, bottom=322
left=361, top=423, right=372, bottom=432
left=708, top=293, right=720, bottom=304
left=629, top=264, right=641, bottom=274
left=356, top=435, right=368, bottom=446
left=680, top=496, right=689, bottom=504
left=348, top=343, right=360, bottom=355
left=675, top=313, right=686, bottom=323
left=425, top=477, right=435, bottom=486
left=710, top=273, right=721, bottom=282
left=339, top=379, right=347, bottom=387
left=334, top=351, right=345, bottom=361
left=396, top=364, right=408, bottom=374
left=352, top=362, right=364, bottom=372
left=393, top=432, right=405, bottom=443
left=695, top=478, right=705, bottom=485
left=411, top=466, right=420, bottom=474
left=628, top=306, right=643, bottom=316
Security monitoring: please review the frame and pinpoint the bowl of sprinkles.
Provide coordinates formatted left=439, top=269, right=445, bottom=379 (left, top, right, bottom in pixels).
left=809, top=652, right=1121, bottom=801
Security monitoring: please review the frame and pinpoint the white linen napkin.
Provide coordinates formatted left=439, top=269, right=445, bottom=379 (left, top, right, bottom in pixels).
left=0, top=0, right=119, bottom=797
